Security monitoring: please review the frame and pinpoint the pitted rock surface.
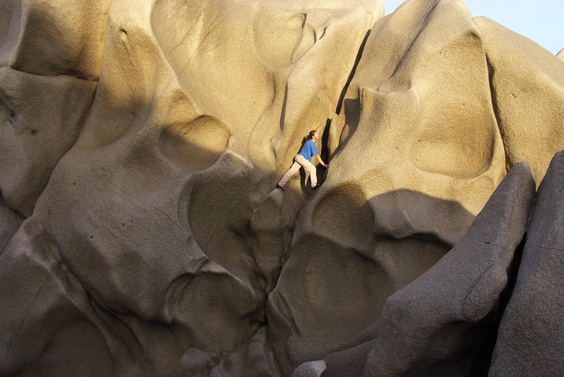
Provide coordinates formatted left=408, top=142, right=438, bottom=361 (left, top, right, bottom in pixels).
left=1, top=0, right=563, bottom=376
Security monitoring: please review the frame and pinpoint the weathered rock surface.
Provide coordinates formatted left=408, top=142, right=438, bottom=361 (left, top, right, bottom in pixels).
left=0, top=0, right=563, bottom=376
left=364, top=162, right=535, bottom=376
left=489, top=151, right=564, bottom=377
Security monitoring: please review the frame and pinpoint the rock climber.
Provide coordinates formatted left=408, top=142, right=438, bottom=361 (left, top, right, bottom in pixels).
left=276, top=130, right=329, bottom=191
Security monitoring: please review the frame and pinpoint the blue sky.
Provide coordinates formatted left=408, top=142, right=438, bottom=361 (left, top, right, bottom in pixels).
left=384, top=0, right=563, bottom=55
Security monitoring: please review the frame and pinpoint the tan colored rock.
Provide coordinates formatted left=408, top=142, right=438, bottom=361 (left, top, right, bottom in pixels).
left=0, top=70, right=96, bottom=216
left=473, top=16, right=564, bottom=184
left=0, top=0, right=106, bottom=216
left=0, top=0, right=564, bottom=376
left=0, top=0, right=108, bottom=78
left=0, top=219, right=143, bottom=376
left=1, top=0, right=380, bottom=375
left=269, top=0, right=500, bottom=370
left=268, top=0, right=564, bottom=374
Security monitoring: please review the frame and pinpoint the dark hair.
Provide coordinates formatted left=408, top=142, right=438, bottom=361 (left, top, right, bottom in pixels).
left=306, top=130, right=317, bottom=140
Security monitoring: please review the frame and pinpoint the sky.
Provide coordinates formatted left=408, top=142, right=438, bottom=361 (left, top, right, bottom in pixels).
left=384, top=0, right=563, bottom=55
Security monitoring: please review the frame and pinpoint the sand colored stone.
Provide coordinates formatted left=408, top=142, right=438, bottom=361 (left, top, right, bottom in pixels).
left=0, top=0, right=564, bottom=376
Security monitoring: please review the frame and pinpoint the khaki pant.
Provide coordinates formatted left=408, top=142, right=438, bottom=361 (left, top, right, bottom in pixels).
left=278, top=154, right=318, bottom=188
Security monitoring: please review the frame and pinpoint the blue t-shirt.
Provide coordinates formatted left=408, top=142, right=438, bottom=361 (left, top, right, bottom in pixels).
left=299, top=139, right=318, bottom=160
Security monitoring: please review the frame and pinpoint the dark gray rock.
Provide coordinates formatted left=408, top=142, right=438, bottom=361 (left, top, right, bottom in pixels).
left=489, top=151, right=564, bottom=377
left=364, top=162, right=535, bottom=377
left=292, top=360, right=327, bottom=377
left=321, top=340, right=376, bottom=377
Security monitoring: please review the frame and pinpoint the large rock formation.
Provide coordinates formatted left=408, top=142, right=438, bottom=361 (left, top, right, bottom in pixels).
left=0, top=0, right=563, bottom=376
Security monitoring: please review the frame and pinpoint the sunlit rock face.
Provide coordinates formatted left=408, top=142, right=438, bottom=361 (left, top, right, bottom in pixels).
left=0, top=0, right=563, bottom=376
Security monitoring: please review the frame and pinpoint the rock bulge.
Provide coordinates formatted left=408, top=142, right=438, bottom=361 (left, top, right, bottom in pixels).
left=0, top=0, right=563, bottom=376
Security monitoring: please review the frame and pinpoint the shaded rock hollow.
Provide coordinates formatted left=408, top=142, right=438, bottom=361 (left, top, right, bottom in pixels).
left=0, top=0, right=563, bottom=376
